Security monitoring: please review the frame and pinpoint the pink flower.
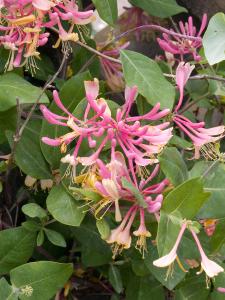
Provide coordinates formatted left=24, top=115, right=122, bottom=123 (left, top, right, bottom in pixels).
left=217, top=288, right=225, bottom=294
left=174, top=114, right=224, bottom=159
left=41, top=79, right=172, bottom=178
left=191, top=229, right=224, bottom=278
left=175, top=62, right=195, bottom=112
left=153, top=222, right=187, bottom=268
left=98, top=41, right=129, bottom=92
left=107, top=205, right=137, bottom=258
left=157, top=14, right=207, bottom=61
left=133, top=208, right=151, bottom=257
left=0, top=0, right=94, bottom=71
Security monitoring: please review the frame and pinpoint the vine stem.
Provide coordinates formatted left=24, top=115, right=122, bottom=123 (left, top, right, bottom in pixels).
left=76, top=40, right=225, bottom=83
left=112, top=24, right=202, bottom=43
left=18, top=51, right=69, bottom=137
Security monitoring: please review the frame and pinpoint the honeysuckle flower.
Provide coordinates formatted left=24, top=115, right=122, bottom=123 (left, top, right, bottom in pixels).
left=218, top=288, right=225, bottom=294
left=0, top=0, right=94, bottom=71
left=190, top=229, right=224, bottom=279
left=153, top=222, right=187, bottom=268
left=41, top=79, right=172, bottom=182
left=98, top=40, right=129, bottom=92
left=107, top=205, right=137, bottom=258
left=133, top=208, right=151, bottom=258
left=175, top=62, right=195, bottom=112
left=157, top=14, right=207, bottom=61
left=173, top=114, right=224, bottom=159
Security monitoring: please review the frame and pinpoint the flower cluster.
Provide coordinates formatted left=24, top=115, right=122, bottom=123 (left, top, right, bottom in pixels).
left=41, top=78, right=172, bottom=256
left=173, top=61, right=224, bottom=159
left=40, top=11, right=225, bottom=286
left=157, top=14, right=207, bottom=61
left=0, top=0, right=94, bottom=73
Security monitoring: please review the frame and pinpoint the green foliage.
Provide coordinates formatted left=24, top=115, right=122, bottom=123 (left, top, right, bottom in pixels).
left=159, top=147, right=189, bottom=186
left=92, top=0, right=118, bottom=26
left=122, top=178, right=147, bottom=208
left=7, top=119, right=52, bottom=179
left=190, top=162, right=225, bottom=218
left=22, top=203, right=47, bottom=219
left=126, top=273, right=165, bottom=300
left=121, top=50, right=175, bottom=109
left=0, top=227, right=36, bottom=275
left=0, top=73, right=49, bottom=111
left=47, top=184, right=85, bottom=226
left=10, top=261, right=73, bottom=300
left=0, top=4, right=225, bottom=300
left=96, top=218, right=111, bottom=240
left=129, top=0, right=187, bottom=18
left=108, top=265, right=123, bottom=294
left=203, top=13, right=225, bottom=65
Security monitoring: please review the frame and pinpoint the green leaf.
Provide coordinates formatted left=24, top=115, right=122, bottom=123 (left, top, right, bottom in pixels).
left=92, top=0, right=118, bottom=26
left=7, top=119, right=52, bottom=179
left=0, top=107, right=17, bottom=143
left=109, top=265, right=123, bottom=294
left=96, top=218, right=110, bottom=240
left=120, top=50, right=175, bottom=109
left=22, top=221, right=42, bottom=232
left=126, top=272, right=165, bottom=299
left=0, top=278, right=18, bottom=300
left=203, top=13, right=225, bottom=65
left=47, top=184, right=85, bottom=226
left=174, top=274, right=210, bottom=300
left=73, top=218, right=112, bottom=266
left=0, top=227, right=36, bottom=275
left=72, top=40, right=100, bottom=77
left=10, top=261, right=73, bottom=300
left=159, top=147, right=188, bottom=186
left=36, top=230, right=44, bottom=247
left=190, top=162, right=225, bottom=218
left=44, top=228, right=66, bottom=248
left=157, top=211, right=182, bottom=256
left=162, top=178, right=210, bottom=219
left=0, top=73, right=48, bottom=111
left=129, top=0, right=187, bottom=18
left=22, top=203, right=47, bottom=219
left=121, top=178, right=147, bottom=208
left=70, top=186, right=102, bottom=202
left=41, top=71, right=91, bottom=169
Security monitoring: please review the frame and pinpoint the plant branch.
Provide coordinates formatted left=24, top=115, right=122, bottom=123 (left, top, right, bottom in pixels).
left=164, top=73, right=225, bottom=83
left=113, top=24, right=202, bottom=43
left=75, top=40, right=120, bottom=64
left=75, top=42, right=225, bottom=84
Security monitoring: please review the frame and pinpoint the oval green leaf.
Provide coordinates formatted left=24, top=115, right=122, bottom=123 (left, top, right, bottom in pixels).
left=0, top=73, right=49, bottom=111
left=120, top=50, right=175, bottom=109
left=47, top=184, right=85, bottom=226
